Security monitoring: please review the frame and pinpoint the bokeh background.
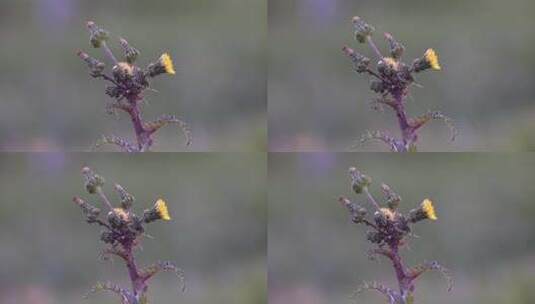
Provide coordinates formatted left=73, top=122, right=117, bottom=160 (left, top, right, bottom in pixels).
left=0, top=153, right=266, bottom=304
left=269, top=0, right=535, bottom=151
left=269, top=153, right=535, bottom=303
left=0, top=0, right=266, bottom=151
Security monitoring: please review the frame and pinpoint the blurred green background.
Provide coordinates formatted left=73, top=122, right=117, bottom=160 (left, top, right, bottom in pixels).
left=269, top=153, right=535, bottom=303
left=0, top=0, right=266, bottom=151
left=0, top=153, right=266, bottom=304
left=269, top=0, right=535, bottom=151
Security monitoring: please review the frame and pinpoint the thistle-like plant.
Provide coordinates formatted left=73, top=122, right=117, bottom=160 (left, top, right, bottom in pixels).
left=77, top=21, right=191, bottom=152
left=343, top=17, right=457, bottom=152
left=338, top=167, right=452, bottom=304
left=72, top=167, right=185, bottom=304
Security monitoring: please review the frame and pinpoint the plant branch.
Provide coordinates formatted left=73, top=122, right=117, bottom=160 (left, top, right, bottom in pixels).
left=367, top=36, right=383, bottom=58
left=101, top=41, right=118, bottom=64
left=96, top=187, right=114, bottom=210
left=363, top=187, right=381, bottom=211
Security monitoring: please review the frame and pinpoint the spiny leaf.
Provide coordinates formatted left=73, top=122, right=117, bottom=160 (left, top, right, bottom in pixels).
left=83, top=281, right=132, bottom=304
left=144, top=114, right=192, bottom=146
left=93, top=134, right=137, bottom=152
left=140, top=260, right=186, bottom=292
left=356, top=130, right=401, bottom=152
left=410, top=260, right=454, bottom=292
left=353, top=281, right=398, bottom=304
left=413, top=111, right=458, bottom=141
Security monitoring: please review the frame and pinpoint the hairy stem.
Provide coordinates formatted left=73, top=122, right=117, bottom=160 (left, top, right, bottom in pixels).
left=392, top=90, right=414, bottom=151
left=126, top=97, right=151, bottom=152
left=367, top=36, right=383, bottom=59
left=101, top=41, right=118, bottom=65
left=389, top=244, right=408, bottom=294
left=363, top=187, right=381, bottom=211
left=96, top=187, right=114, bottom=210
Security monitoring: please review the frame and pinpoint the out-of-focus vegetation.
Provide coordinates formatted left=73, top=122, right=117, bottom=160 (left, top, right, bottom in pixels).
left=269, top=153, right=535, bottom=303
left=0, top=0, right=266, bottom=151
left=0, top=153, right=266, bottom=304
left=269, top=0, right=535, bottom=151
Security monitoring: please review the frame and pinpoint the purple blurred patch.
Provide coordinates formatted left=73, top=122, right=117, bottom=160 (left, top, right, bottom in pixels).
left=298, top=153, right=336, bottom=178
left=297, top=0, right=338, bottom=27
left=26, top=153, right=67, bottom=177
left=35, top=0, right=78, bottom=29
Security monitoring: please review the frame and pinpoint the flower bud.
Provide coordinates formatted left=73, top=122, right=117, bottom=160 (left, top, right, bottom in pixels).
left=114, top=184, right=135, bottom=210
left=87, top=21, right=109, bottom=48
left=119, top=38, right=140, bottom=64
left=381, top=183, right=401, bottom=210
left=352, top=16, right=375, bottom=43
left=82, top=167, right=105, bottom=194
left=73, top=196, right=101, bottom=222
left=77, top=50, right=105, bottom=77
left=342, top=46, right=370, bottom=73
left=338, top=197, right=367, bottom=224
left=349, top=167, right=372, bottom=194
left=384, top=33, right=405, bottom=59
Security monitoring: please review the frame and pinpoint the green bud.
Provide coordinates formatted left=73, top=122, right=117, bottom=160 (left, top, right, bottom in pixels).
left=342, top=46, right=370, bottom=73
left=349, top=167, right=371, bottom=194
left=114, top=184, right=135, bottom=210
left=119, top=38, right=140, bottom=64
left=87, top=21, right=109, bottom=48
left=352, top=16, right=375, bottom=43
left=384, top=32, right=405, bottom=59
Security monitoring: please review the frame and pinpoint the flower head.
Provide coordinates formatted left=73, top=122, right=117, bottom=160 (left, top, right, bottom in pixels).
left=147, top=53, right=176, bottom=77
left=144, top=198, right=172, bottom=223
left=160, top=53, right=176, bottom=75
left=421, top=198, right=437, bottom=220
left=155, top=199, right=171, bottom=221
left=409, top=198, right=438, bottom=223
left=424, top=49, right=441, bottom=70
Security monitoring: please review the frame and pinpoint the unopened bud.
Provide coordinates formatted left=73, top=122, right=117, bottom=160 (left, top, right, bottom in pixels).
left=87, top=21, right=109, bottom=48
left=119, top=38, right=140, bottom=64
left=352, top=16, right=375, bottom=43
left=384, top=33, right=405, bottom=59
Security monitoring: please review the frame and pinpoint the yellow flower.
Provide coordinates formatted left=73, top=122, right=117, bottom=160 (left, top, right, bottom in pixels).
left=155, top=199, right=171, bottom=221
left=421, top=199, right=437, bottom=220
left=380, top=208, right=396, bottom=221
left=424, top=49, right=441, bottom=70
left=159, top=53, right=176, bottom=75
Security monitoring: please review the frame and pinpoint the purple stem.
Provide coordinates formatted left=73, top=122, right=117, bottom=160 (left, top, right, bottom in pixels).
left=391, top=89, right=416, bottom=152
left=126, top=97, right=153, bottom=152
left=101, top=41, right=118, bottom=64
left=367, top=36, right=383, bottom=59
